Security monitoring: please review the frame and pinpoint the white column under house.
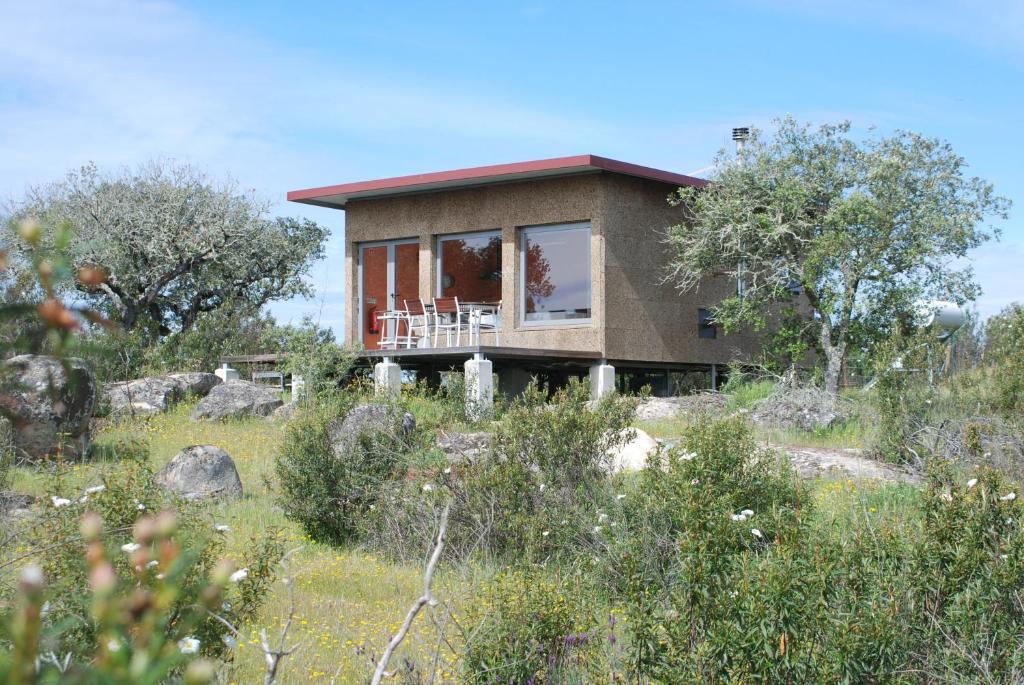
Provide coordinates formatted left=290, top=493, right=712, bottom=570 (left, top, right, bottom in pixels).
left=373, top=357, right=402, bottom=399
left=464, top=353, right=493, bottom=420
left=589, top=361, right=616, bottom=401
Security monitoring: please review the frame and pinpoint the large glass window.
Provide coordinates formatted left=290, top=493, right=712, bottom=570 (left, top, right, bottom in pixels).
left=520, top=222, right=592, bottom=324
left=436, top=231, right=503, bottom=303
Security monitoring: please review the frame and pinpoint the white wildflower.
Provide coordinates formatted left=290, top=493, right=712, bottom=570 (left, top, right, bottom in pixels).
left=751, top=528, right=763, bottom=539
left=229, top=568, right=249, bottom=583
left=940, top=492, right=953, bottom=502
left=593, top=526, right=603, bottom=534
left=214, top=524, right=230, bottom=533
left=597, top=512, right=609, bottom=524
left=731, top=513, right=747, bottom=522
left=422, top=483, right=434, bottom=493
left=539, top=483, right=546, bottom=492
left=729, top=591, right=738, bottom=598
left=690, top=479, right=700, bottom=486
left=155, top=573, right=166, bottom=580
left=178, top=636, right=200, bottom=655
left=147, top=560, right=159, bottom=568
left=542, top=530, right=550, bottom=537
left=1007, top=518, right=1014, bottom=525
left=1000, top=554, right=1009, bottom=560
left=107, top=638, right=121, bottom=652
left=137, top=503, right=146, bottom=510
left=443, top=466, right=451, bottom=474
left=679, top=451, right=696, bottom=461
left=84, top=485, right=106, bottom=495
left=967, top=478, right=979, bottom=488
left=121, top=543, right=141, bottom=554
left=741, top=509, right=754, bottom=517
left=1000, top=492, right=1017, bottom=502
left=51, top=496, right=71, bottom=508
left=616, top=493, right=626, bottom=501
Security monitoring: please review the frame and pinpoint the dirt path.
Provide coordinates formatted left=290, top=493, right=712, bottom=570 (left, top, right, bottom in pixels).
left=782, top=446, right=920, bottom=484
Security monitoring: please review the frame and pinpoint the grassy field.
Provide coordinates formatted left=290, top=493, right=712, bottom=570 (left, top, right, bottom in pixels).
left=8, top=395, right=918, bottom=683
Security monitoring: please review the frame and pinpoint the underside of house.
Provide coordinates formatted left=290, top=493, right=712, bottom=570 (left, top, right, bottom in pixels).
left=288, top=155, right=762, bottom=401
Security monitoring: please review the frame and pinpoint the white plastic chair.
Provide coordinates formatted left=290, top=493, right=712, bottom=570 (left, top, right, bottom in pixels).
left=432, top=297, right=466, bottom=347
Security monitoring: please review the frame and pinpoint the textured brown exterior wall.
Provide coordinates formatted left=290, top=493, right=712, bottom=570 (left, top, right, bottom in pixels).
left=344, top=172, right=760, bottom=365
left=600, top=174, right=762, bottom=365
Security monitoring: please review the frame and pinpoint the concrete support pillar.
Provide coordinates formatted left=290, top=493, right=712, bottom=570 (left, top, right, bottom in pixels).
left=374, top=358, right=402, bottom=399
left=464, top=355, right=493, bottom=420
left=589, top=361, right=616, bottom=401
left=497, top=366, right=532, bottom=399
left=215, top=364, right=239, bottom=382
left=710, top=363, right=718, bottom=392
left=290, top=374, right=305, bottom=403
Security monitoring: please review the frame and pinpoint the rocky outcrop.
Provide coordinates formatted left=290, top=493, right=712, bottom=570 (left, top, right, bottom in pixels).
left=155, top=445, right=243, bottom=499
left=4, top=355, right=95, bottom=462
left=634, top=394, right=728, bottom=422
left=437, top=430, right=492, bottom=463
left=105, top=372, right=222, bottom=417
left=191, top=380, right=283, bottom=421
left=329, top=403, right=416, bottom=455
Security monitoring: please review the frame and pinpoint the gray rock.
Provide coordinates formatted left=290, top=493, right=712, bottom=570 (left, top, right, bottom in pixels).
left=4, top=355, right=95, bottom=462
left=0, top=490, right=35, bottom=512
left=634, top=394, right=728, bottom=422
left=329, top=403, right=415, bottom=455
left=437, top=430, right=492, bottom=463
left=105, top=376, right=183, bottom=416
left=167, top=372, right=221, bottom=397
left=269, top=402, right=300, bottom=422
left=155, top=445, right=243, bottom=499
left=191, top=380, right=283, bottom=421
left=604, top=428, right=663, bottom=474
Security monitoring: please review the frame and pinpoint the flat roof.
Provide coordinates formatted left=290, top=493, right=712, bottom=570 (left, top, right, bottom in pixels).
left=287, top=154, right=707, bottom=209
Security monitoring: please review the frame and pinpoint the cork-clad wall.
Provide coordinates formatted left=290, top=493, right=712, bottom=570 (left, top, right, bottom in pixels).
left=343, top=172, right=759, bottom=366
left=600, top=174, right=762, bottom=365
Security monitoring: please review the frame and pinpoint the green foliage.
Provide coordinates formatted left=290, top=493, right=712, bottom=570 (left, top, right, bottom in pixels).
left=462, top=570, right=620, bottom=684
left=275, top=395, right=409, bottom=545
left=614, top=417, right=1024, bottom=683
left=278, top=316, right=355, bottom=401
left=6, top=160, right=328, bottom=337
left=871, top=329, right=935, bottom=464
left=985, top=303, right=1024, bottom=416
left=666, top=116, right=1009, bottom=392
left=0, top=456, right=282, bottom=683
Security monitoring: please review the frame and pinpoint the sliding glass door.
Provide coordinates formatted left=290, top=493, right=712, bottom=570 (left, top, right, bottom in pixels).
left=359, top=239, right=419, bottom=348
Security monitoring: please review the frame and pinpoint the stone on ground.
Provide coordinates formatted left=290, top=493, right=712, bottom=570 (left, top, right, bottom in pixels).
left=269, top=402, right=300, bottom=422
left=604, top=428, right=662, bottom=474
left=437, top=430, right=492, bottom=463
left=634, top=393, right=727, bottom=421
left=155, top=445, right=243, bottom=499
left=191, top=380, right=283, bottom=421
left=0, top=490, right=35, bottom=516
left=785, top=446, right=920, bottom=484
left=4, top=355, right=96, bottom=462
left=329, top=403, right=416, bottom=455
left=106, top=372, right=222, bottom=417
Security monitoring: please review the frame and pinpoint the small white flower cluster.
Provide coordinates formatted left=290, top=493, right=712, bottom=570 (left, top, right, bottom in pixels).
left=229, top=568, right=249, bottom=583
left=214, top=524, right=231, bottom=533
left=730, top=509, right=754, bottom=522
left=178, top=636, right=200, bottom=654
left=121, top=542, right=141, bottom=554
left=51, top=496, right=71, bottom=508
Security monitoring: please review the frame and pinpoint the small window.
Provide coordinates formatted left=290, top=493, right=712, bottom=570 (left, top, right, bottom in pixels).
left=520, top=222, right=592, bottom=325
left=698, top=308, right=717, bottom=339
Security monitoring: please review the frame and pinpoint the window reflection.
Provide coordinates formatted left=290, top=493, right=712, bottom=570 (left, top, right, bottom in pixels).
left=438, top=232, right=502, bottom=303
left=522, top=223, right=591, bottom=323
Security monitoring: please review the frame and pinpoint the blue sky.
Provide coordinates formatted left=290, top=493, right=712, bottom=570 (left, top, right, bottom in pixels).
left=2, top=0, right=1022, bottom=341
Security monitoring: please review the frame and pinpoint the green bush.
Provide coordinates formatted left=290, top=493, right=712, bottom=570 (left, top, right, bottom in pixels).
left=614, top=416, right=1024, bottom=683
left=986, top=304, right=1024, bottom=416
left=0, top=457, right=282, bottom=678
left=462, top=569, right=622, bottom=684
left=275, top=396, right=410, bottom=545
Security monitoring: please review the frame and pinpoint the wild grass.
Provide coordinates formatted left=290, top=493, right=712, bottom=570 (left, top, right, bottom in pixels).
left=6, top=394, right=936, bottom=683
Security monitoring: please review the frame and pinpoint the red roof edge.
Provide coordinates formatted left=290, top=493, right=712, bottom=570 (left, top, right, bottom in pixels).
left=286, top=154, right=707, bottom=206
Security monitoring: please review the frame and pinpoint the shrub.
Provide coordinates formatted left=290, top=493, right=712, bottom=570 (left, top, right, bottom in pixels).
left=462, top=569, right=622, bottom=684
left=0, top=458, right=282, bottom=679
left=275, top=395, right=409, bottom=545
left=985, top=304, right=1024, bottom=416
left=870, top=330, right=935, bottom=464
left=615, top=418, right=1024, bottom=683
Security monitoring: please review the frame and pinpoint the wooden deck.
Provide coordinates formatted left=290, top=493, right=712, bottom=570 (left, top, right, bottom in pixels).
left=359, top=345, right=603, bottom=364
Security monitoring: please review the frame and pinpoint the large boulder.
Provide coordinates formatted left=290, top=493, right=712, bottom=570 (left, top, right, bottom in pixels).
left=604, top=428, right=662, bottom=474
left=105, top=376, right=184, bottom=416
left=634, top=393, right=728, bottom=422
left=329, top=403, right=416, bottom=455
left=4, top=355, right=95, bottom=462
left=191, top=380, right=283, bottom=421
left=105, top=372, right=222, bottom=417
left=155, top=445, right=243, bottom=499
left=167, top=372, right=221, bottom=397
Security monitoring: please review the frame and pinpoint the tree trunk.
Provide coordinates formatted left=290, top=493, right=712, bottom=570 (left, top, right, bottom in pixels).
left=820, top=323, right=847, bottom=395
